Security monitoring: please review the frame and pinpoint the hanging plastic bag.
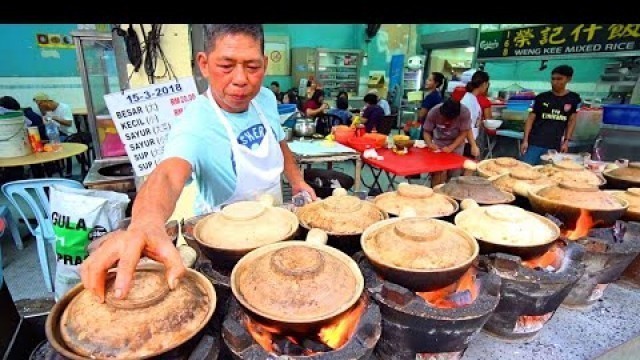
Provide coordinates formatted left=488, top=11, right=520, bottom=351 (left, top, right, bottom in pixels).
left=49, top=185, right=130, bottom=300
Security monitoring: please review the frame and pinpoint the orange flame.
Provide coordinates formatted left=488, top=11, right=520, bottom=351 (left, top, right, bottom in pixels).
left=522, top=244, right=565, bottom=271
left=416, top=268, right=479, bottom=309
left=318, top=298, right=367, bottom=349
left=244, top=298, right=366, bottom=355
left=565, top=209, right=597, bottom=241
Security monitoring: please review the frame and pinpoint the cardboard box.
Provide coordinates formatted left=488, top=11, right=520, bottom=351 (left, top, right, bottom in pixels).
left=368, top=74, right=385, bottom=88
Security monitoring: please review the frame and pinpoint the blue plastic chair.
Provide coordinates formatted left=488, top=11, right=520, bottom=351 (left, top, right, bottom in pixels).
left=1, top=178, right=85, bottom=293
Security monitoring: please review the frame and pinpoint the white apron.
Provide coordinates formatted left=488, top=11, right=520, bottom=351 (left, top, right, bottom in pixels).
left=195, top=89, right=284, bottom=214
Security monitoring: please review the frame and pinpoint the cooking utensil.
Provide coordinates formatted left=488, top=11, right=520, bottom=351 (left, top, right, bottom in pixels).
left=46, top=265, right=216, bottom=360
left=361, top=210, right=479, bottom=291
left=608, top=188, right=640, bottom=221
left=193, top=195, right=300, bottom=269
left=513, top=181, right=629, bottom=228
left=603, top=162, right=640, bottom=189
left=230, top=229, right=364, bottom=333
left=294, top=118, right=316, bottom=137
left=373, top=182, right=459, bottom=220
left=433, top=176, right=516, bottom=205
left=455, top=199, right=560, bottom=259
left=295, top=188, right=388, bottom=255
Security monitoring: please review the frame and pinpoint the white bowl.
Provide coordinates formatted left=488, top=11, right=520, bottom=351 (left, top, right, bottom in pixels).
left=483, top=119, right=503, bottom=130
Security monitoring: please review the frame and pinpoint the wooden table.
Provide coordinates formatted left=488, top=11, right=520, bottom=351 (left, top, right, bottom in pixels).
left=287, top=139, right=363, bottom=191
left=0, top=143, right=88, bottom=167
left=362, top=147, right=468, bottom=192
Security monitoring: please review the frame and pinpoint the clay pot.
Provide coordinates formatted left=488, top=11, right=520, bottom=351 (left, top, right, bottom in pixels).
left=373, top=183, right=458, bottom=220
left=455, top=199, right=560, bottom=259
left=361, top=211, right=479, bottom=291
left=230, top=229, right=364, bottom=333
left=46, top=265, right=216, bottom=360
left=433, top=176, right=515, bottom=205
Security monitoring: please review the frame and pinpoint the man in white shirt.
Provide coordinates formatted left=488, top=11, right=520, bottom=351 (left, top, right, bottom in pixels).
left=33, top=92, right=78, bottom=138
left=367, top=89, right=391, bottom=116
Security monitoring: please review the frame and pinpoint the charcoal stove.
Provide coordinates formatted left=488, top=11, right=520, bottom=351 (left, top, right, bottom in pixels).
left=480, top=241, right=585, bottom=341
left=354, top=252, right=501, bottom=360
left=562, top=220, right=640, bottom=309
left=29, top=327, right=221, bottom=360
left=222, top=295, right=381, bottom=359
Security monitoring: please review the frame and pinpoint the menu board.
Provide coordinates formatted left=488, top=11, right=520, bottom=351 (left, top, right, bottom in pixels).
left=104, top=77, right=198, bottom=176
left=477, top=24, right=640, bottom=60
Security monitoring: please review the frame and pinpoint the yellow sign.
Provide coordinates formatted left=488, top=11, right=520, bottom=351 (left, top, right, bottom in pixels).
left=36, top=33, right=75, bottom=49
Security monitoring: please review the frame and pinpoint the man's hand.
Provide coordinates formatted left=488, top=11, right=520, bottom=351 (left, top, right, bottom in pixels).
left=441, top=145, right=453, bottom=153
left=471, top=145, right=480, bottom=158
left=560, top=141, right=569, bottom=153
left=80, top=225, right=185, bottom=303
left=292, top=180, right=317, bottom=200
left=427, top=143, right=439, bottom=151
left=520, top=141, right=529, bottom=155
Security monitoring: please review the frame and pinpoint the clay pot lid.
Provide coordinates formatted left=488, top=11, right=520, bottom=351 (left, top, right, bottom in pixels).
left=536, top=182, right=625, bottom=211
left=611, top=188, right=640, bottom=212
left=492, top=168, right=556, bottom=194
left=194, top=197, right=299, bottom=250
left=537, top=162, right=605, bottom=187
left=510, top=168, right=543, bottom=180
left=478, top=157, right=531, bottom=177
left=607, top=163, right=640, bottom=180
left=59, top=266, right=215, bottom=359
left=232, top=240, right=362, bottom=323
left=455, top=202, right=559, bottom=247
left=553, top=159, right=584, bottom=171
left=373, top=183, right=457, bottom=217
left=434, top=176, right=514, bottom=204
left=296, top=188, right=386, bottom=234
left=363, top=217, right=477, bottom=270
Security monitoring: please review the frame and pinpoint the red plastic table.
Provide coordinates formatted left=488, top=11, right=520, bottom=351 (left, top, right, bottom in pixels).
left=361, top=147, right=468, bottom=193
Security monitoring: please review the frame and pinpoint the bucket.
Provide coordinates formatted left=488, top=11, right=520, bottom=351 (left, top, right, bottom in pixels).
left=0, top=112, right=31, bottom=158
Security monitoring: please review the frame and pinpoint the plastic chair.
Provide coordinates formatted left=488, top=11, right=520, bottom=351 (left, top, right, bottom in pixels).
left=1, top=178, right=85, bottom=293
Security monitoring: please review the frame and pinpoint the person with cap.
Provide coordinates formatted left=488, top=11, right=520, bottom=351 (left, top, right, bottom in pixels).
left=33, top=92, right=77, bottom=139
left=80, top=24, right=317, bottom=303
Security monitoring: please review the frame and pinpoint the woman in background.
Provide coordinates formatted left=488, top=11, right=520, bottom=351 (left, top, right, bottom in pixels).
left=460, top=71, right=490, bottom=159
left=327, top=97, right=353, bottom=125
left=361, top=93, right=385, bottom=133
left=303, top=89, right=329, bottom=118
left=404, top=72, right=446, bottom=140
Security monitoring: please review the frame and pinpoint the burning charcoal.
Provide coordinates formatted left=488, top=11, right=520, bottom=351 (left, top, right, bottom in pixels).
left=273, top=336, right=305, bottom=356
left=303, top=338, right=332, bottom=353
left=447, top=289, right=473, bottom=307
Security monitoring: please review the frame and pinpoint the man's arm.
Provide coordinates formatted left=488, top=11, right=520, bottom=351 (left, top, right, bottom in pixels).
left=80, top=158, right=191, bottom=302
left=279, top=141, right=317, bottom=199
left=561, top=113, right=578, bottom=152
left=442, top=130, right=469, bottom=153
left=51, top=115, right=73, bottom=127
left=521, top=112, right=536, bottom=154
left=129, top=158, right=193, bottom=230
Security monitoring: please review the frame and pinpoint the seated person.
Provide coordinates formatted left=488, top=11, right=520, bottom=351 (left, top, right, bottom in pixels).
left=0, top=96, right=46, bottom=139
left=423, top=99, right=472, bottom=186
left=303, top=89, right=328, bottom=118
left=367, top=89, right=391, bottom=116
left=361, top=93, right=385, bottom=133
left=327, top=97, right=353, bottom=126
left=33, top=92, right=77, bottom=140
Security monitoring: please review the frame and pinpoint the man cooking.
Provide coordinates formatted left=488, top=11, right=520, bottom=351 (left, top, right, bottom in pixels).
left=80, top=24, right=317, bottom=303
left=520, top=65, right=582, bottom=165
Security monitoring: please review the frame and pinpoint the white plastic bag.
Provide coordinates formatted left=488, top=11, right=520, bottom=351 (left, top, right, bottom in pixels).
left=49, top=185, right=130, bottom=300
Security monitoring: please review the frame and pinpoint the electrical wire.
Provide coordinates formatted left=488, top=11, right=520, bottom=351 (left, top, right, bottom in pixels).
left=142, top=24, right=178, bottom=84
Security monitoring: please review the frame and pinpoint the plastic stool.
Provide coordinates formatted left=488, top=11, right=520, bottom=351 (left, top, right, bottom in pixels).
left=0, top=205, right=22, bottom=250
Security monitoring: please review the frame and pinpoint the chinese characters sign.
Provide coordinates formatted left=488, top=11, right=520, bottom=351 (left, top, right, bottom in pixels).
left=477, top=24, right=640, bottom=59
left=104, top=77, right=198, bottom=176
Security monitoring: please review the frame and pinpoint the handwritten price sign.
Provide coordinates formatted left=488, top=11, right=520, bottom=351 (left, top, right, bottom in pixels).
left=104, top=77, right=198, bottom=176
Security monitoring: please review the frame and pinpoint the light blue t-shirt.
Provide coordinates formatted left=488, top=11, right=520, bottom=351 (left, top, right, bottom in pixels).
left=163, top=87, right=285, bottom=209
